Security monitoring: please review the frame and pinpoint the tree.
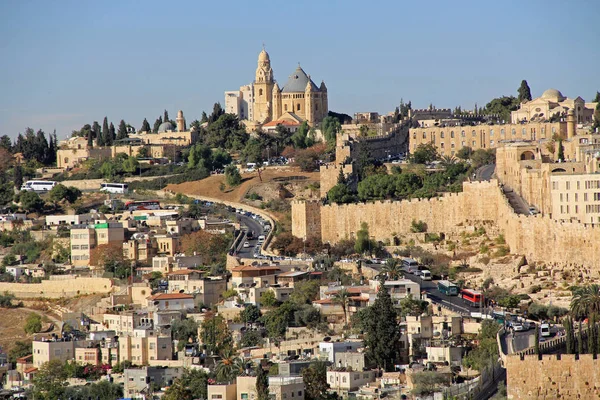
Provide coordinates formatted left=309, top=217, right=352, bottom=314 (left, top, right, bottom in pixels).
left=327, top=183, right=355, bottom=204
left=240, top=304, right=261, bottom=324
left=399, top=294, right=428, bottom=317
left=570, top=284, right=600, bottom=320
left=19, top=191, right=44, bottom=213
left=200, top=111, right=209, bottom=124
left=90, top=243, right=129, bottom=278
left=456, top=146, right=474, bottom=160
left=261, top=290, right=277, bottom=307
left=181, top=230, right=232, bottom=265
left=171, top=317, right=199, bottom=348
left=564, top=316, right=575, bottom=354
left=49, top=184, right=82, bottom=205
left=162, top=378, right=193, bottom=400
left=153, top=116, right=163, bottom=133
left=240, top=330, right=263, bottom=347
left=225, top=164, right=242, bottom=186
left=256, top=362, right=269, bottom=400
left=301, top=361, right=329, bottom=400
left=0, top=135, right=12, bottom=151
left=484, top=96, right=519, bottom=122
left=164, top=110, right=169, bottom=123
left=101, top=117, right=110, bottom=146
left=31, top=359, right=68, bottom=399
left=557, top=138, right=565, bottom=162
left=117, top=119, right=128, bottom=140
left=109, top=122, right=116, bottom=145
left=215, top=348, right=245, bottom=383
left=354, top=222, right=371, bottom=254
left=364, top=276, right=401, bottom=370
left=9, top=340, right=32, bottom=363
left=410, top=143, right=438, bottom=164
left=382, top=258, right=402, bottom=280
left=63, top=380, right=123, bottom=400
left=333, top=289, right=351, bottom=327
left=411, top=372, right=451, bottom=396
left=534, top=324, right=540, bottom=355
left=122, top=156, right=139, bottom=174
left=518, top=80, right=533, bottom=103
left=140, top=118, right=151, bottom=133
left=200, top=314, right=233, bottom=356
left=462, top=320, right=500, bottom=371
left=87, top=128, right=93, bottom=147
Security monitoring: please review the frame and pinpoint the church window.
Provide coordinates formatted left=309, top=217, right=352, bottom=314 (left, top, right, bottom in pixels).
left=522, top=128, right=526, bottom=136
left=451, top=143, right=455, bottom=148
left=284, top=104, right=288, bottom=111
left=501, top=129, right=505, bottom=135
left=450, top=131, right=454, bottom=138
left=461, top=130, right=465, bottom=137
left=423, top=132, right=426, bottom=139
left=297, top=104, right=301, bottom=111
left=471, top=130, right=476, bottom=137
left=440, top=131, right=444, bottom=138
left=490, top=129, right=494, bottom=137
left=259, top=89, right=263, bottom=96
left=512, top=128, right=516, bottom=136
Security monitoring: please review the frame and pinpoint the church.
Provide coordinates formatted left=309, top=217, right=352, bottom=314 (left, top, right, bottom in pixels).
left=225, top=48, right=329, bottom=130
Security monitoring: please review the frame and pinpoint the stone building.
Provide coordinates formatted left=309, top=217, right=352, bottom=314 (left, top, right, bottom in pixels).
left=225, top=48, right=328, bottom=127
left=511, top=88, right=597, bottom=124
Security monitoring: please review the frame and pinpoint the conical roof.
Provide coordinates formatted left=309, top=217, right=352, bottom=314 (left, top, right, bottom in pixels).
left=281, top=65, right=319, bottom=93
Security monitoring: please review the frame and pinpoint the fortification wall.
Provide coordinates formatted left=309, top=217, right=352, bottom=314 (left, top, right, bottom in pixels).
left=292, top=180, right=600, bottom=274
left=319, top=164, right=354, bottom=198
left=506, top=354, right=600, bottom=399
left=0, top=277, right=114, bottom=298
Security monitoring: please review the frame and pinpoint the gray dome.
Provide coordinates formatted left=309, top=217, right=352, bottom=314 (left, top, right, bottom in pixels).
left=541, top=88, right=565, bottom=102
left=158, top=121, right=174, bottom=133
left=281, top=66, right=319, bottom=93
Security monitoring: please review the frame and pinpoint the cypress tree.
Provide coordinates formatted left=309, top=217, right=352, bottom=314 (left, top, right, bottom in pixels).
left=164, top=110, right=169, bottom=124
left=557, top=139, right=565, bottom=161
left=153, top=116, right=163, bottom=133
left=117, top=120, right=128, bottom=140
left=255, top=362, right=269, bottom=400
left=87, top=129, right=93, bottom=147
left=14, top=165, right=23, bottom=189
left=588, top=314, right=597, bottom=356
left=364, top=275, right=400, bottom=371
left=518, top=80, right=533, bottom=103
left=141, top=118, right=151, bottom=133
left=565, top=317, right=574, bottom=354
left=92, top=121, right=101, bottom=145
left=101, top=117, right=109, bottom=147
left=200, top=111, right=208, bottom=124
left=534, top=325, right=540, bottom=355
left=108, top=122, right=115, bottom=146
left=578, top=320, right=584, bottom=355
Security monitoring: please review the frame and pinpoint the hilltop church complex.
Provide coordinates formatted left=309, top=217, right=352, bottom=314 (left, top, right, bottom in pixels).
left=225, top=48, right=329, bottom=131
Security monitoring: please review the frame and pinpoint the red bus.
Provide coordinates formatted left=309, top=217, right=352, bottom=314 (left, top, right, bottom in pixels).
left=125, top=200, right=161, bottom=211
left=460, top=289, right=484, bottom=307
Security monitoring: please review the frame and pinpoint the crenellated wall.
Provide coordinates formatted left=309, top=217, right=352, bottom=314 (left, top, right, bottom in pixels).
left=506, top=354, right=600, bottom=399
left=319, top=163, right=354, bottom=198
left=292, top=180, right=600, bottom=275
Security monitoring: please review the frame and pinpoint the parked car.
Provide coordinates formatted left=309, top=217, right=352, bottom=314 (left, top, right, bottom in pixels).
left=243, top=241, right=250, bottom=248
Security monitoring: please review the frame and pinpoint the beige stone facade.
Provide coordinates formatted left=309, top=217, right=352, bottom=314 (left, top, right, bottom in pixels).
left=506, top=354, right=600, bottom=399
left=226, top=49, right=328, bottom=127
left=408, top=121, right=566, bottom=157
left=70, top=222, right=125, bottom=267
left=511, top=88, right=597, bottom=124
left=292, top=180, right=600, bottom=275
left=118, top=334, right=172, bottom=364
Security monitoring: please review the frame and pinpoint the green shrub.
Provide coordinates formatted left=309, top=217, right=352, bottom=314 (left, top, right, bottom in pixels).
left=494, top=246, right=510, bottom=257
left=411, top=219, right=427, bottom=233
left=495, top=234, right=505, bottom=245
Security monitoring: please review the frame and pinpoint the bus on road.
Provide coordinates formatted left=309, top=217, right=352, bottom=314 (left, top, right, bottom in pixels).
left=20, top=180, right=57, bottom=192
left=125, top=200, right=160, bottom=211
left=100, top=183, right=129, bottom=194
left=437, top=280, right=459, bottom=296
left=460, top=289, right=484, bottom=307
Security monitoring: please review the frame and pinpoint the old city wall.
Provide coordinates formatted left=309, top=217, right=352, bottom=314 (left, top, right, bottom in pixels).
left=319, top=164, right=354, bottom=198
left=335, top=122, right=409, bottom=165
left=0, top=277, right=114, bottom=299
left=292, top=180, right=600, bottom=274
left=506, top=354, right=600, bottom=399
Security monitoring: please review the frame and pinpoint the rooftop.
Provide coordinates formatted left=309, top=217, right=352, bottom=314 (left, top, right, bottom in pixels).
left=148, top=293, right=194, bottom=301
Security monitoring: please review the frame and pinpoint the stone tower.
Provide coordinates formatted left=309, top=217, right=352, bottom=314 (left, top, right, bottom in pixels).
left=272, top=83, right=281, bottom=120
left=305, top=76, right=314, bottom=124
left=176, top=110, right=185, bottom=132
left=254, top=48, right=274, bottom=123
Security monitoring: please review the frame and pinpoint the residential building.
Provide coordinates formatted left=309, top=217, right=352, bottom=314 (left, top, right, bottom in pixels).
left=327, top=369, right=376, bottom=397
left=269, top=376, right=305, bottom=400
left=32, top=339, right=77, bottom=368
left=318, top=341, right=363, bottom=363
left=147, top=293, right=195, bottom=311
left=230, top=265, right=280, bottom=288
left=166, top=269, right=227, bottom=306
left=118, top=332, right=172, bottom=364
left=70, top=222, right=125, bottom=267
left=426, top=345, right=465, bottom=366
left=369, top=279, right=421, bottom=305
left=236, top=375, right=257, bottom=400
left=124, top=366, right=183, bottom=398
left=208, top=383, right=238, bottom=400
left=75, top=347, right=101, bottom=366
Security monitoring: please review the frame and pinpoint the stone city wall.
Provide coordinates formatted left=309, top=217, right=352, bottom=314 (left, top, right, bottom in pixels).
left=506, top=354, right=600, bottom=399
left=319, top=163, right=354, bottom=198
left=0, top=277, right=114, bottom=298
left=292, top=180, right=600, bottom=275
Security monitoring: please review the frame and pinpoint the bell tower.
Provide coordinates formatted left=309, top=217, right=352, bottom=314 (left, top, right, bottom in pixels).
left=254, top=47, right=274, bottom=123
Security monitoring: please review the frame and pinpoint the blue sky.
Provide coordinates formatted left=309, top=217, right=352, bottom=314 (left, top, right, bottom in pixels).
left=1, top=0, right=599, bottom=140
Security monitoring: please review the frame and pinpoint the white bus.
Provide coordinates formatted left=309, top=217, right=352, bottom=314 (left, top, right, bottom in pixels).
left=100, top=183, right=129, bottom=194
left=20, top=181, right=57, bottom=192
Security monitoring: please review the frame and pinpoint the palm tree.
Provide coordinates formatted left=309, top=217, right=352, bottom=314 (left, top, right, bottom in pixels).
left=215, top=349, right=246, bottom=383
left=440, top=155, right=457, bottom=168
left=333, top=289, right=351, bottom=327
left=570, top=284, right=600, bottom=320
left=382, top=258, right=402, bottom=280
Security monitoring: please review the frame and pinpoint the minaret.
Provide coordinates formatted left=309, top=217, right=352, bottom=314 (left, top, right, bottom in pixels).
left=305, top=77, right=314, bottom=125
left=176, top=110, right=186, bottom=132
left=272, top=83, right=281, bottom=120
left=254, top=47, right=274, bottom=123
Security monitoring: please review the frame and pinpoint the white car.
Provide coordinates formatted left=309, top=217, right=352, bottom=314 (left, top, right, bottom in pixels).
left=243, top=241, right=250, bottom=248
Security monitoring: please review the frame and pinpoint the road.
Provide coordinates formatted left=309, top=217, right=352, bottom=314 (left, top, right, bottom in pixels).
left=365, top=264, right=476, bottom=315
left=233, top=214, right=267, bottom=259
left=475, top=164, right=495, bottom=181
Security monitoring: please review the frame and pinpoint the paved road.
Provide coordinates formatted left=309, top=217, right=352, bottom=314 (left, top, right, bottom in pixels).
left=475, top=164, right=495, bottom=181
left=234, top=214, right=267, bottom=259
left=365, top=264, right=477, bottom=315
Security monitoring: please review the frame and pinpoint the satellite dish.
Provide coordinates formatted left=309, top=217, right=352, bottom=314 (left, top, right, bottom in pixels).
left=179, top=290, right=185, bottom=294
left=323, top=336, right=331, bottom=342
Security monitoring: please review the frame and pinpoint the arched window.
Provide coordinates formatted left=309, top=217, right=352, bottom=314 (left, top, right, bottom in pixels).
left=512, top=128, right=516, bottom=136
left=471, top=130, right=476, bottom=137
left=284, top=104, right=288, bottom=111
left=450, top=131, right=454, bottom=138
left=64, top=157, right=69, bottom=164
left=440, top=131, right=444, bottom=138
left=501, top=129, right=505, bottom=135
left=490, top=129, right=494, bottom=137
left=522, top=128, right=526, bottom=135
left=259, top=89, right=263, bottom=96
left=461, top=130, right=465, bottom=137
left=297, top=104, right=301, bottom=111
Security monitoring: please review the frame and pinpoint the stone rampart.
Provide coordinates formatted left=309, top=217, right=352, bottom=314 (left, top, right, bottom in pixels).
left=0, top=277, right=114, bottom=298
left=292, top=180, right=600, bottom=275
left=319, top=163, right=354, bottom=198
left=506, top=354, right=600, bottom=399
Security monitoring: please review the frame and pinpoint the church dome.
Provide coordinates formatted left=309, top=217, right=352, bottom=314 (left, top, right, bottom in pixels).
left=541, top=88, right=565, bottom=102
left=258, top=49, right=270, bottom=63
left=157, top=121, right=174, bottom=133
left=281, top=65, right=319, bottom=93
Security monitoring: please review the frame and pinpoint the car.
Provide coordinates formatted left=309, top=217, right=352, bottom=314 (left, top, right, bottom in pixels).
left=540, top=323, right=551, bottom=337
left=529, top=207, right=538, bottom=215
left=512, top=323, right=525, bottom=332
left=243, top=241, right=250, bottom=248
left=258, top=235, right=266, bottom=242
